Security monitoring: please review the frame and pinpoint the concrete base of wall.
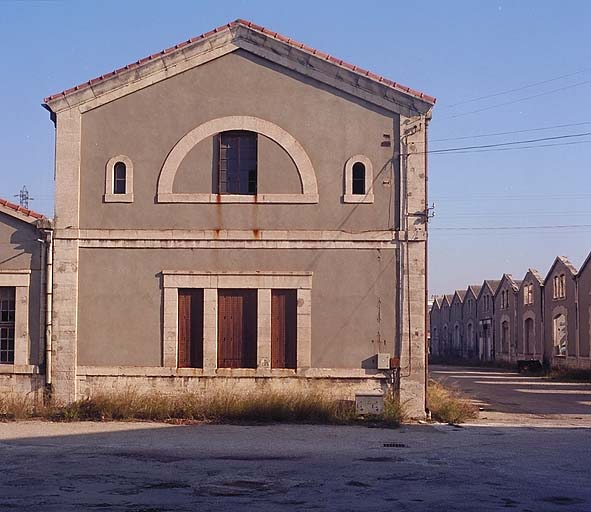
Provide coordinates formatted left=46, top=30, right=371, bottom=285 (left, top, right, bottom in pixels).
left=0, top=374, right=45, bottom=400
left=552, top=356, right=591, bottom=370
left=77, top=373, right=390, bottom=402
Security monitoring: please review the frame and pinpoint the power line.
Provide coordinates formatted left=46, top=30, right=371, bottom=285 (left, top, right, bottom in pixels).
left=440, top=80, right=591, bottom=119
left=429, top=121, right=591, bottom=143
left=431, top=224, right=591, bottom=231
left=421, top=131, right=591, bottom=154
left=429, top=139, right=591, bottom=156
left=441, top=67, right=591, bottom=109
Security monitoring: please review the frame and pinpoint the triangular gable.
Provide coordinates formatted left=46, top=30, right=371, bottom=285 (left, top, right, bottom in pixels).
left=494, top=274, right=520, bottom=297
left=476, top=280, right=498, bottom=301
left=577, top=251, right=591, bottom=277
left=543, top=256, right=578, bottom=284
left=43, top=19, right=435, bottom=117
left=520, top=268, right=543, bottom=288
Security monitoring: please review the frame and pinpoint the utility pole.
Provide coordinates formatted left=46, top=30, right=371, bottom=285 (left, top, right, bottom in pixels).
left=14, top=186, right=33, bottom=209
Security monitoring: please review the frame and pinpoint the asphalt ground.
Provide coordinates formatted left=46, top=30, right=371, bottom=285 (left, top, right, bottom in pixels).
left=0, top=420, right=590, bottom=511
left=430, top=364, right=591, bottom=427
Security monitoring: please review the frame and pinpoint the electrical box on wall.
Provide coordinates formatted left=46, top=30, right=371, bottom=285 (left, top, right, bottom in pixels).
left=376, top=353, right=391, bottom=370
left=355, top=390, right=385, bottom=416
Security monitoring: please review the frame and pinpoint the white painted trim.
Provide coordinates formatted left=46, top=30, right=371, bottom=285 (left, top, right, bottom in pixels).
left=75, top=228, right=395, bottom=241
left=0, top=365, right=40, bottom=375
left=257, top=289, right=271, bottom=370
left=80, top=239, right=396, bottom=250
left=162, top=271, right=313, bottom=290
left=76, top=366, right=387, bottom=379
left=343, top=154, right=374, bottom=204
left=0, top=271, right=30, bottom=288
left=203, top=289, right=218, bottom=370
left=0, top=272, right=31, bottom=367
left=161, top=271, right=312, bottom=372
left=158, top=193, right=318, bottom=204
left=157, top=116, right=318, bottom=203
left=50, top=38, right=239, bottom=114
left=104, top=155, right=134, bottom=203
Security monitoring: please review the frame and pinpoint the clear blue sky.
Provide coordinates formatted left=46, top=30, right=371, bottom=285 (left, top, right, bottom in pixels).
left=1, top=0, right=590, bottom=294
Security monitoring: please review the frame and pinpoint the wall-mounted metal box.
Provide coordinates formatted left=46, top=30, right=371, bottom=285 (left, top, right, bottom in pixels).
left=376, top=353, right=391, bottom=370
left=355, top=390, right=385, bottom=415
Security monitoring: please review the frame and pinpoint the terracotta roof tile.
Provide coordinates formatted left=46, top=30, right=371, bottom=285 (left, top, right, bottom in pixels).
left=0, top=198, right=45, bottom=220
left=44, top=19, right=436, bottom=105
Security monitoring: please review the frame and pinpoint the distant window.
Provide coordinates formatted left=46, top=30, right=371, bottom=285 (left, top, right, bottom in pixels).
left=219, top=131, right=257, bottom=195
left=553, top=313, right=567, bottom=355
left=352, top=162, right=366, bottom=195
left=113, top=162, right=127, bottom=194
left=526, top=284, right=534, bottom=305
left=553, top=274, right=566, bottom=299
left=0, top=287, right=15, bottom=364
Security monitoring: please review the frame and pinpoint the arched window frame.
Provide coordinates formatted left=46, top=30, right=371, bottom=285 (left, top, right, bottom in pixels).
left=104, top=155, right=134, bottom=203
left=343, top=155, right=374, bottom=204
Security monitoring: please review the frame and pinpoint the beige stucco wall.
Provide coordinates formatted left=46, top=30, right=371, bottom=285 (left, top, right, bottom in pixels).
left=76, top=247, right=396, bottom=369
left=78, top=50, right=397, bottom=232
left=0, top=212, right=43, bottom=367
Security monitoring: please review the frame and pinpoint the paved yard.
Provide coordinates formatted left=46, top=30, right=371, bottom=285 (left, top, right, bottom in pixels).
left=430, top=364, right=591, bottom=427
left=0, top=421, right=590, bottom=511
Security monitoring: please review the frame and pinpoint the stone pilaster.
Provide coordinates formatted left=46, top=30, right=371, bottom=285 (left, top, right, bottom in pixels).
left=399, top=114, right=428, bottom=419
left=51, top=108, right=81, bottom=404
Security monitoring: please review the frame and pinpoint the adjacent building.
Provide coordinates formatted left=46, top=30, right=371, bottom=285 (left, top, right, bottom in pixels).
left=0, top=199, right=50, bottom=398
left=431, top=253, right=591, bottom=369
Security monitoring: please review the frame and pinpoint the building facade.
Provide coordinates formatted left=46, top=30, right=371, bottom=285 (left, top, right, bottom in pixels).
left=430, top=252, right=591, bottom=370
left=516, top=269, right=544, bottom=361
left=41, top=20, right=435, bottom=416
left=0, top=199, right=50, bottom=398
left=494, top=274, right=521, bottom=362
left=543, top=257, right=578, bottom=366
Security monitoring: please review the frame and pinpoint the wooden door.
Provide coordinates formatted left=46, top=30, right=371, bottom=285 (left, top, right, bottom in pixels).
left=178, top=289, right=204, bottom=368
left=271, top=289, right=297, bottom=369
left=218, top=289, right=257, bottom=368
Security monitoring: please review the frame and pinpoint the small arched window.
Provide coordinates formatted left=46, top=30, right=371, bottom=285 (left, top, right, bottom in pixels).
left=104, top=155, right=134, bottom=203
left=343, top=155, right=373, bottom=203
left=352, top=162, right=366, bottom=195
left=113, top=162, right=127, bottom=194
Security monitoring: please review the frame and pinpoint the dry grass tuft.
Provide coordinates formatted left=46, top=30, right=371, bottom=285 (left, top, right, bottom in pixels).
left=427, top=380, right=478, bottom=424
left=0, top=388, right=406, bottom=427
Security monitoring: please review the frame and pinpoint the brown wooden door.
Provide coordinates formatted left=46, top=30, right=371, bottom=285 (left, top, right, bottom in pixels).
left=178, top=289, right=204, bottom=368
left=218, top=289, right=257, bottom=368
left=271, top=289, right=297, bottom=369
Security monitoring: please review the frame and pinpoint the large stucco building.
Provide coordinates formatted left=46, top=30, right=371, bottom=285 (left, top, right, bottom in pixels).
left=9, top=19, right=439, bottom=417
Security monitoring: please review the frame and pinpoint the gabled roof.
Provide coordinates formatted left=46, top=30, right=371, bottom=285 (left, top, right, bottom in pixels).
left=0, top=198, right=45, bottom=224
left=544, top=256, right=578, bottom=284
left=43, top=19, right=435, bottom=116
left=467, top=284, right=482, bottom=297
left=495, top=274, right=521, bottom=296
left=520, top=268, right=543, bottom=287
left=477, top=279, right=501, bottom=300
left=452, top=290, right=467, bottom=303
left=577, top=251, right=591, bottom=277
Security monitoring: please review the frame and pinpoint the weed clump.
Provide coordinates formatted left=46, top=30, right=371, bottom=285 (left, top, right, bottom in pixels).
left=427, top=380, right=478, bottom=424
